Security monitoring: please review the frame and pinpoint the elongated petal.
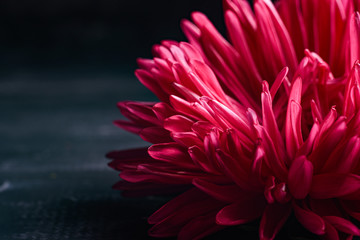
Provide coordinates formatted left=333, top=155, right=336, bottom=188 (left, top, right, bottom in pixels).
left=350, top=12, right=360, bottom=67
left=178, top=212, right=224, bottom=240
left=310, top=173, right=360, bottom=199
left=285, top=77, right=303, bottom=159
left=193, top=178, right=253, bottom=203
left=341, top=199, right=360, bottom=221
left=259, top=203, right=292, bottom=240
left=293, top=202, right=326, bottom=235
left=164, top=115, right=194, bottom=132
left=140, top=127, right=172, bottom=143
left=148, top=143, right=195, bottom=168
left=216, top=197, right=266, bottom=226
left=323, top=216, right=360, bottom=236
left=288, top=156, right=313, bottom=199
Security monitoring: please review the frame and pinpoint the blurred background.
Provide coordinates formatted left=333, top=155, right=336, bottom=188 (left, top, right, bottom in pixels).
left=0, top=0, right=225, bottom=76
left=0, top=0, right=225, bottom=239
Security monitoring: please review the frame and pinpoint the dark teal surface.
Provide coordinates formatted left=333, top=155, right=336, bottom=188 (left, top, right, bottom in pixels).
left=0, top=74, right=165, bottom=240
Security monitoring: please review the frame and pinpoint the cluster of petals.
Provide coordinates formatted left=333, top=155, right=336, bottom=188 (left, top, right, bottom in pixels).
left=108, top=0, right=360, bottom=239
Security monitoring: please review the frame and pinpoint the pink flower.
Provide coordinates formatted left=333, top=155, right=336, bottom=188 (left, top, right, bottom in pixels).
left=107, top=0, right=360, bottom=239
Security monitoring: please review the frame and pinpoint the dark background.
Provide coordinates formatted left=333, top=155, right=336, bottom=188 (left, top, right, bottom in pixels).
left=0, top=0, right=225, bottom=76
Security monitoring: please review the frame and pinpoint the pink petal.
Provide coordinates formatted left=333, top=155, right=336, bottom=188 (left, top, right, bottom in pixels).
left=341, top=199, right=360, bottom=221
left=191, top=60, right=229, bottom=104
left=310, top=173, right=360, bottom=199
left=191, top=121, right=216, bottom=139
left=188, top=145, right=219, bottom=174
left=117, top=101, right=160, bottom=126
left=179, top=42, right=204, bottom=62
left=216, top=198, right=266, bottom=226
left=171, top=131, right=203, bottom=147
left=323, top=216, right=360, bottom=236
left=285, top=77, right=303, bottom=159
left=350, top=12, right=360, bottom=67
left=259, top=203, right=292, bottom=240
left=135, top=69, right=168, bottom=102
left=261, top=81, right=287, bottom=162
left=152, top=102, right=177, bottom=122
left=148, top=143, right=195, bottom=168
left=270, top=67, right=288, bottom=98
left=193, top=178, right=253, bottom=203
left=293, top=201, right=326, bottom=235
left=148, top=188, right=223, bottom=237
left=323, top=222, right=340, bottom=240
left=163, top=115, right=194, bottom=132
left=323, top=135, right=360, bottom=174
left=140, top=127, right=172, bottom=143
left=215, top=149, right=253, bottom=191
left=224, top=10, right=262, bottom=90
left=113, top=120, right=142, bottom=134
left=178, top=212, right=224, bottom=240
left=288, top=155, right=313, bottom=199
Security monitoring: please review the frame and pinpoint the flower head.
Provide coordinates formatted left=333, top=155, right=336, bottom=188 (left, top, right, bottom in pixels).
left=108, top=0, right=360, bottom=239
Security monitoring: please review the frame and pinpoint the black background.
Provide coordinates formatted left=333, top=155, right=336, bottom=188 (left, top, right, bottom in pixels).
left=0, top=0, right=225, bottom=76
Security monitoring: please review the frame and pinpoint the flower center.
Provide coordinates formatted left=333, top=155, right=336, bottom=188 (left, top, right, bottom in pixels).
left=264, top=177, right=292, bottom=204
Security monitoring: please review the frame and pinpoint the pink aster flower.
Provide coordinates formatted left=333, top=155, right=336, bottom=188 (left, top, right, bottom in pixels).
left=107, top=0, right=360, bottom=239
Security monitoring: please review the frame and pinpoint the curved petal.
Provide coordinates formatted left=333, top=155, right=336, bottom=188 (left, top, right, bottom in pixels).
left=259, top=203, right=292, bottom=240
left=216, top=197, right=266, bottom=226
left=293, top=201, right=326, bottom=235
left=310, top=173, right=360, bottom=199
left=323, top=216, right=360, bottom=236
left=288, top=155, right=313, bottom=199
left=148, top=143, right=195, bottom=168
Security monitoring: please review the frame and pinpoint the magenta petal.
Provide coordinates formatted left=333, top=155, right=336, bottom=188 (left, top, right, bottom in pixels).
left=310, top=173, right=360, bottom=199
left=341, top=199, right=360, bottom=221
left=288, top=155, right=313, bottom=199
left=113, top=120, right=143, bottom=134
left=216, top=198, right=266, bottom=226
left=293, top=202, right=326, bottom=235
left=259, top=203, right=292, bottom=240
left=171, top=132, right=203, bottom=147
left=148, top=188, right=223, bottom=238
left=152, top=102, right=177, bottom=121
left=148, top=142, right=195, bottom=168
left=193, top=178, right=248, bottom=203
left=261, top=81, right=287, bottom=162
left=350, top=12, right=360, bottom=68
left=140, top=127, right=172, bottom=143
left=323, top=222, right=340, bottom=240
left=178, top=212, right=224, bottom=240
left=285, top=77, right=303, bottom=159
left=323, top=216, right=360, bottom=236
left=148, top=188, right=208, bottom=224
left=164, top=115, right=194, bottom=132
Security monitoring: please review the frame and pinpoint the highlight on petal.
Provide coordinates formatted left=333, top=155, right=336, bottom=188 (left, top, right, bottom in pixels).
left=350, top=12, right=360, bottom=68
left=293, top=202, right=326, bottom=235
